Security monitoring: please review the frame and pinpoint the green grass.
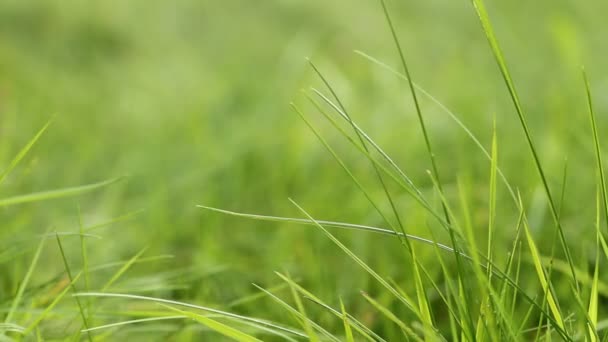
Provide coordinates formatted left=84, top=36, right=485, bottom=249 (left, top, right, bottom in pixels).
left=1, top=0, right=608, bottom=340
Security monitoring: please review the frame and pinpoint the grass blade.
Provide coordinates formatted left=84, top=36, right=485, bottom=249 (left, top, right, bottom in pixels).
left=0, top=177, right=124, bottom=207
left=101, top=247, right=148, bottom=292
left=469, top=0, right=579, bottom=292
left=0, top=120, right=51, bottom=186
left=22, top=272, right=83, bottom=335
left=339, top=298, right=355, bottom=342
left=55, top=233, right=93, bottom=342
left=161, top=305, right=263, bottom=342
left=74, top=292, right=307, bottom=338
left=4, top=228, right=50, bottom=324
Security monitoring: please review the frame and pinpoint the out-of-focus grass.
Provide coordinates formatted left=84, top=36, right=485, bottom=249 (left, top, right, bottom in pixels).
left=1, top=0, right=608, bottom=340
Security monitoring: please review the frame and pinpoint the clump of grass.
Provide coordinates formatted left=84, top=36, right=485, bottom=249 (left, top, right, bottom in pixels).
left=190, top=0, right=607, bottom=340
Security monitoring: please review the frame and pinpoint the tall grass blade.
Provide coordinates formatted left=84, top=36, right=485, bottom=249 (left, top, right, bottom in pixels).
left=584, top=69, right=608, bottom=234
left=379, top=0, right=450, bottom=225
left=469, top=0, right=579, bottom=290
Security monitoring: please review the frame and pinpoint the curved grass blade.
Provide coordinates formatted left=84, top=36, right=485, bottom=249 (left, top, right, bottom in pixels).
left=0, top=177, right=125, bottom=208
left=73, top=292, right=307, bottom=338
left=82, top=315, right=186, bottom=333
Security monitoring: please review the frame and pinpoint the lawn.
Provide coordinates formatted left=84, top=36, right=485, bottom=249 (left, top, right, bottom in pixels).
left=1, top=0, right=608, bottom=340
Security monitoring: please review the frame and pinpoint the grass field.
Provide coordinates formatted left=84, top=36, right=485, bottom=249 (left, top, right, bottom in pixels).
left=2, top=0, right=608, bottom=340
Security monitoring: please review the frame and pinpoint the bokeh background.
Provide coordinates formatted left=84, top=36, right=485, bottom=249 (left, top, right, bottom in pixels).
left=2, top=0, right=608, bottom=339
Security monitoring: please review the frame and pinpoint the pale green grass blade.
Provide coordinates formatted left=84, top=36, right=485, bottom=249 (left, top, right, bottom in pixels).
left=532, top=257, right=608, bottom=298
left=4, top=227, right=51, bottom=324
left=487, top=119, right=498, bottom=278
left=475, top=119, right=499, bottom=341
left=283, top=271, right=318, bottom=342
left=88, top=255, right=174, bottom=273
left=339, top=299, right=355, bottom=342
left=84, top=209, right=145, bottom=232
left=252, top=284, right=340, bottom=342
left=77, top=204, right=92, bottom=329
left=0, top=323, right=25, bottom=335
left=360, top=292, right=425, bottom=342
left=415, top=264, right=468, bottom=340
left=0, top=120, right=51, bottom=186
left=55, top=233, right=92, bottom=342
left=161, top=305, right=263, bottom=342
left=77, top=205, right=90, bottom=292
left=305, top=297, right=384, bottom=342
left=82, top=315, right=186, bottom=333
left=101, top=247, right=148, bottom=292
left=23, top=272, right=83, bottom=335
left=588, top=186, right=601, bottom=341
left=410, top=247, right=435, bottom=341
left=519, top=202, right=565, bottom=330
left=227, top=282, right=291, bottom=308
left=0, top=177, right=124, bottom=207
left=73, top=292, right=307, bottom=338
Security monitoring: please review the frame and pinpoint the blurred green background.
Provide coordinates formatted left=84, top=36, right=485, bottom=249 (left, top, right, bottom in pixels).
left=1, top=0, right=608, bottom=339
